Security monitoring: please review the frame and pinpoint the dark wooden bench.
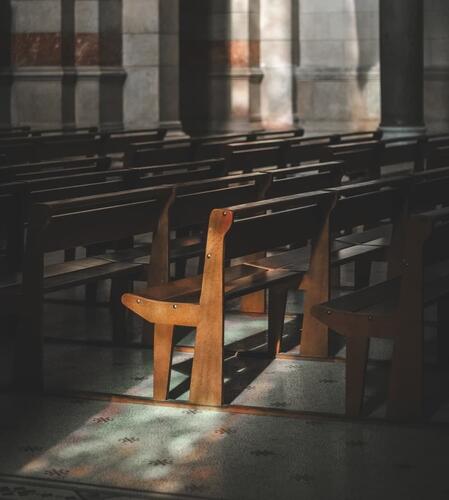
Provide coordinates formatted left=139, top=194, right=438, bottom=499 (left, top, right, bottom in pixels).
left=102, top=166, right=344, bottom=282
left=0, top=159, right=230, bottom=272
left=122, top=191, right=335, bottom=405
left=0, top=156, right=111, bottom=183
left=311, top=206, right=449, bottom=421
left=0, top=132, right=103, bottom=164
left=225, top=133, right=385, bottom=175
left=4, top=185, right=175, bottom=391
left=124, top=128, right=304, bottom=168
left=243, top=183, right=410, bottom=358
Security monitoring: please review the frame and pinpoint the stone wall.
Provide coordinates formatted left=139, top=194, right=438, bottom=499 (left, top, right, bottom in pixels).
left=1, top=0, right=449, bottom=133
left=0, top=0, right=163, bottom=130
left=297, top=0, right=449, bottom=134
left=296, top=0, right=380, bottom=134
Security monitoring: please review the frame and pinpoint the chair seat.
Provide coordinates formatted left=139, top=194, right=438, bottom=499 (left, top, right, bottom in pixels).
left=0, top=257, right=143, bottom=298
left=317, top=278, right=401, bottom=316
left=140, top=264, right=303, bottom=304
left=98, top=235, right=204, bottom=265
left=243, top=238, right=386, bottom=272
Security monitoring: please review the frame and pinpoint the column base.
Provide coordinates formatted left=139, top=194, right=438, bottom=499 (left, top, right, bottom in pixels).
left=379, top=125, right=427, bottom=139
left=159, top=120, right=189, bottom=138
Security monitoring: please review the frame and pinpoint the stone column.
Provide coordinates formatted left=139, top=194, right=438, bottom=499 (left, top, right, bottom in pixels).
left=159, top=0, right=184, bottom=136
left=259, top=0, right=295, bottom=129
left=379, top=0, right=425, bottom=136
left=180, top=0, right=262, bottom=134
left=122, top=0, right=158, bottom=130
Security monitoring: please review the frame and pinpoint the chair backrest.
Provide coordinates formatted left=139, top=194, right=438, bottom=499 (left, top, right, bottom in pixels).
left=326, top=141, right=383, bottom=180
left=225, top=140, right=287, bottom=172
left=0, top=156, right=111, bottom=182
left=410, top=173, right=449, bottom=211
left=170, top=172, right=271, bottom=230
left=26, top=185, right=174, bottom=256
left=330, top=186, right=408, bottom=232
left=266, top=167, right=342, bottom=199
left=223, top=191, right=335, bottom=260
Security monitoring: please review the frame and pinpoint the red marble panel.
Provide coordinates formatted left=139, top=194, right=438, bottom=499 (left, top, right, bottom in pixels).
left=182, top=40, right=260, bottom=68
left=75, top=33, right=99, bottom=65
left=12, top=33, right=62, bottom=66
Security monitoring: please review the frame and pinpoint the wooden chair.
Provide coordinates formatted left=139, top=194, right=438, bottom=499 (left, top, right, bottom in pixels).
left=122, top=191, right=335, bottom=406
left=312, top=207, right=449, bottom=421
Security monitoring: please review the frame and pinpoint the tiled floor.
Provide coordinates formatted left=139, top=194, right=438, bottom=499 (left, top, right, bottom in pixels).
left=1, top=256, right=449, bottom=499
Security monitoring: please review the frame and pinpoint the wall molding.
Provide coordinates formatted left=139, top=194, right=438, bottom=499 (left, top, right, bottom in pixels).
left=0, top=66, right=126, bottom=81
left=295, top=67, right=380, bottom=82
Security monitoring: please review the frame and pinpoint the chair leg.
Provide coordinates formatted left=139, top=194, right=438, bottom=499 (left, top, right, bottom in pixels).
left=240, top=290, right=266, bottom=314
left=345, top=336, right=370, bottom=418
left=153, top=324, right=175, bottom=401
left=267, top=285, right=289, bottom=356
left=354, top=259, right=371, bottom=289
left=190, top=315, right=224, bottom=406
left=437, top=297, right=449, bottom=367
left=110, top=279, right=132, bottom=346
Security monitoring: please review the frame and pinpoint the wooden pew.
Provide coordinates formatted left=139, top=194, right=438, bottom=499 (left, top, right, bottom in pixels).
left=122, top=191, right=335, bottom=405
left=244, top=184, right=410, bottom=358
left=102, top=165, right=344, bottom=279
left=311, top=206, right=449, bottom=421
left=0, top=159, right=229, bottom=272
left=29, top=126, right=98, bottom=137
left=3, top=185, right=175, bottom=391
left=124, top=128, right=304, bottom=168
left=225, top=132, right=384, bottom=174
left=98, top=128, right=167, bottom=154
left=0, top=156, right=111, bottom=183
left=0, top=132, right=103, bottom=164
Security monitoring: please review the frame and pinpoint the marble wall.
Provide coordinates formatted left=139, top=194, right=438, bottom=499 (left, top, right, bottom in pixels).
left=2, top=0, right=449, bottom=133
left=0, top=0, right=163, bottom=130
left=297, top=0, right=449, bottom=133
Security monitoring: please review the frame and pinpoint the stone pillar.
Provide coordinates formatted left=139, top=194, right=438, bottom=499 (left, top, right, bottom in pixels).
left=180, top=0, right=262, bottom=134
left=259, top=0, right=295, bottom=129
left=122, top=0, right=158, bottom=130
left=159, top=0, right=184, bottom=136
left=379, top=0, right=425, bottom=136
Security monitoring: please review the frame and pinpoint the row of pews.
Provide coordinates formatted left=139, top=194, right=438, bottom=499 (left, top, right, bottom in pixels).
left=1, top=124, right=449, bottom=422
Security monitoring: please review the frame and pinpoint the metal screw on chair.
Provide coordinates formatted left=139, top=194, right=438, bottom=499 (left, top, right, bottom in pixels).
left=173, top=304, right=177, bottom=309
left=137, top=299, right=142, bottom=304
left=207, top=253, right=212, bottom=259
